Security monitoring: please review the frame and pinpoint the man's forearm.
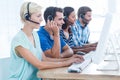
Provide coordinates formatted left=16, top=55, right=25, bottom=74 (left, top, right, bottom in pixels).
left=61, top=47, right=73, bottom=58
left=44, top=56, right=70, bottom=62
left=51, top=35, right=61, bottom=58
left=73, top=47, right=96, bottom=53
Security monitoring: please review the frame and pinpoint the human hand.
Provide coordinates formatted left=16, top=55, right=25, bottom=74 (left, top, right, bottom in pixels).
left=72, top=54, right=84, bottom=59
left=50, top=21, right=59, bottom=36
left=45, top=20, right=59, bottom=36
left=66, top=56, right=84, bottom=66
left=71, top=54, right=84, bottom=62
left=90, top=42, right=98, bottom=47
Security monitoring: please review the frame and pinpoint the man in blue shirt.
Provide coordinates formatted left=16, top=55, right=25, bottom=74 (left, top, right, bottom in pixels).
left=71, top=6, right=97, bottom=53
left=37, top=7, right=73, bottom=58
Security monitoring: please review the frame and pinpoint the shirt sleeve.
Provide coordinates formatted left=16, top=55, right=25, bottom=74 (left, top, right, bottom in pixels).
left=39, top=36, right=52, bottom=52
left=12, top=38, right=29, bottom=49
left=60, top=36, right=66, bottom=49
left=11, top=34, right=30, bottom=57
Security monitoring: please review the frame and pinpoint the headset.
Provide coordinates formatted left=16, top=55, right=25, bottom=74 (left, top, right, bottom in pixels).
left=63, top=10, right=69, bottom=21
left=44, top=7, right=56, bottom=23
left=64, top=12, right=72, bottom=25
left=47, top=15, right=53, bottom=21
left=24, top=2, right=39, bottom=24
left=80, top=14, right=85, bottom=19
left=80, top=13, right=88, bottom=26
left=64, top=16, right=68, bottom=21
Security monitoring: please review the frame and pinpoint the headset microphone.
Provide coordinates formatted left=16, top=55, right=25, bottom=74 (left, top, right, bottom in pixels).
left=27, top=19, right=40, bottom=24
left=24, top=2, right=40, bottom=24
left=80, top=14, right=88, bottom=26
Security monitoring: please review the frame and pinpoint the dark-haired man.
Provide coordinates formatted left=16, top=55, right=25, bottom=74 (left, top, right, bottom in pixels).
left=71, top=6, right=98, bottom=54
left=37, top=7, right=74, bottom=58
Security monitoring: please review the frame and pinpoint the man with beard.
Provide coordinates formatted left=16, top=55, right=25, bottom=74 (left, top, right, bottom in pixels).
left=71, top=6, right=98, bottom=54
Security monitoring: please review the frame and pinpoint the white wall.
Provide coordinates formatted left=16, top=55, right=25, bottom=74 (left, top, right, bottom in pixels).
left=0, top=0, right=23, bottom=79
left=0, top=0, right=23, bottom=58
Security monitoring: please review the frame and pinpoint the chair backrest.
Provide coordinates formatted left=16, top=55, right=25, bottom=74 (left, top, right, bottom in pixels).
left=0, top=57, right=10, bottom=80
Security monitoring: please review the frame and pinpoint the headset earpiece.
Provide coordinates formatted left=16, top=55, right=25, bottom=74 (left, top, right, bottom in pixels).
left=47, top=15, right=53, bottom=21
left=80, top=14, right=84, bottom=19
left=80, top=14, right=88, bottom=26
left=24, top=2, right=31, bottom=20
left=64, top=16, right=68, bottom=21
left=24, top=2, right=39, bottom=24
left=24, top=13, right=30, bottom=20
left=64, top=16, right=73, bottom=25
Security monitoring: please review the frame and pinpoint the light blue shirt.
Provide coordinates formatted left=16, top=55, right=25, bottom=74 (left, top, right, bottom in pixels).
left=8, top=30, right=42, bottom=80
left=71, top=19, right=90, bottom=46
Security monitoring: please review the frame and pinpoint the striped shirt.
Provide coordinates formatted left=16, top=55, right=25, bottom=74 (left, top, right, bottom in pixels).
left=71, top=19, right=90, bottom=47
left=60, top=29, right=74, bottom=47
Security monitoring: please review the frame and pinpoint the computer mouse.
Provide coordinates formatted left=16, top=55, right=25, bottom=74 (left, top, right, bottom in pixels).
left=76, top=51, right=86, bottom=55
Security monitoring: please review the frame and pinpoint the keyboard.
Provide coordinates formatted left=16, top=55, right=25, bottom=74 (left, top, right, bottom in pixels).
left=68, top=52, right=93, bottom=73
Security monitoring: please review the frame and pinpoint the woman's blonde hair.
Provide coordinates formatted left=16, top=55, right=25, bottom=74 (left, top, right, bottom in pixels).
left=20, top=2, right=42, bottom=23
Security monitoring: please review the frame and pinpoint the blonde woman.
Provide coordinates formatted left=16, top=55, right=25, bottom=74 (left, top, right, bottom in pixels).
left=8, top=2, right=84, bottom=80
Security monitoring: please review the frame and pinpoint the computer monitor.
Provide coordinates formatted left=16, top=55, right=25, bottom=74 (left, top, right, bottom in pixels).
left=68, top=13, right=117, bottom=72
left=92, top=13, right=113, bottom=64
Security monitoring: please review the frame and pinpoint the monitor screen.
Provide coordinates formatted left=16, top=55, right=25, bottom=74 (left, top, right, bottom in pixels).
left=92, top=13, right=113, bottom=64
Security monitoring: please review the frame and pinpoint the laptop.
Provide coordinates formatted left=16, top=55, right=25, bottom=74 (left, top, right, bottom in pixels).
left=68, top=13, right=116, bottom=72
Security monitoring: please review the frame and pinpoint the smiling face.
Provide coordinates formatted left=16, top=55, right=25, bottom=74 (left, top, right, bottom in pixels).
left=53, top=12, right=64, bottom=30
left=68, top=11, right=76, bottom=25
left=30, top=12, right=42, bottom=28
left=83, top=11, right=92, bottom=24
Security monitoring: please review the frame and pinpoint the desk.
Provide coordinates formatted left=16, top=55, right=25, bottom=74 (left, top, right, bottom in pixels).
left=37, top=63, right=120, bottom=80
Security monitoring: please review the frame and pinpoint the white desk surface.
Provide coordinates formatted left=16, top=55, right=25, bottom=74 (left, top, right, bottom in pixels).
left=37, top=63, right=120, bottom=80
